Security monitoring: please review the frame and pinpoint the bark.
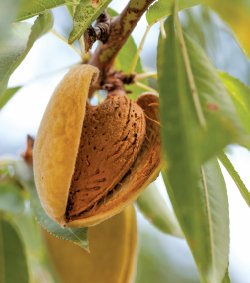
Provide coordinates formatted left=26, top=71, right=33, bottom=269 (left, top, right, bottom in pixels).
left=86, top=0, right=155, bottom=96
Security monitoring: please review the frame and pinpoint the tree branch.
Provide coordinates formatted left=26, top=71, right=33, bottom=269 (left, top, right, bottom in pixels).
left=87, top=0, right=155, bottom=96
left=84, top=9, right=111, bottom=52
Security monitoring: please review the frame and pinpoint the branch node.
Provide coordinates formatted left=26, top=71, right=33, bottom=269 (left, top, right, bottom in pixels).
left=84, top=9, right=111, bottom=52
left=102, top=71, right=137, bottom=96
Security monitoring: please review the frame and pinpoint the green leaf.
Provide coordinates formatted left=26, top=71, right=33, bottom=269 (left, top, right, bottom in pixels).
left=0, top=0, right=26, bottom=41
left=106, top=8, right=147, bottom=99
left=16, top=0, right=73, bottom=21
left=13, top=204, right=61, bottom=283
left=0, top=87, right=21, bottom=110
left=146, top=0, right=203, bottom=25
left=0, top=183, right=24, bottom=214
left=0, top=23, right=31, bottom=95
left=66, top=0, right=80, bottom=18
left=219, top=72, right=250, bottom=148
left=137, top=182, right=183, bottom=238
left=222, top=270, right=231, bottom=283
left=13, top=204, right=44, bottom=254
left=162, top=157, right=229, bottom=283
left=0, top=217, right=29, bottom=283
left=13, top=161, right=89, bottom=250
left=157, top=15, right=247, bottom=203
left=0, top=11, right=53, bottom=96
left=158, top=14, right=235, bottom=282
left=66, top=5, right=75, bottom=18
left=217, top=151, right=250, bottom=208
left=68, top=0, right=112, bottom=44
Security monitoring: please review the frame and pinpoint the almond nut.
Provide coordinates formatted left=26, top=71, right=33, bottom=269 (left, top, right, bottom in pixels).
left=33, top=65, right=162, bottom=228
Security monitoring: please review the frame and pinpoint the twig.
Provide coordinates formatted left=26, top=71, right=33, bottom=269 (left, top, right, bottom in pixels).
left=136, top=72, right=157, bottom=80
left=135, top=81, right=159, bottom=95
left=88, top=0, right=156, bottom=96
left=24, top=63, right=82, bottom=86
left=84, top=9, right=111, bottom=52
left=51, top=29, right=82, bottom=57
left=128, top=24, right=152, bottom=75
left=160, top=19, right=166, bottom=39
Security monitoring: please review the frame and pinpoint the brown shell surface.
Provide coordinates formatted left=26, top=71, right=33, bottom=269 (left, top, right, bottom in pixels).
left=66, top=95, right=146, bottom=221
left=66, top=93, right=162, bottom=228
left=43, top=205, right=137, bottom=283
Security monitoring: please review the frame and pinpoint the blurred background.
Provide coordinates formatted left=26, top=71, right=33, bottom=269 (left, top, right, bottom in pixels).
left=1, top=1, right=250, bottom=282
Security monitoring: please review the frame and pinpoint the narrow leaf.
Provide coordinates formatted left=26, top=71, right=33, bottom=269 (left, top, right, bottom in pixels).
left=222, top=270, right=231, bottom=283
left=136, top=182, right=184, bottom=238
left=157, top=15, right=247, bottom=208
left=0, top=12, right=53, bottom=96
left=146, top=0, right=203, bottom=25
left=162, top=157, right=229, bottom=283
left=0, top=183, right=24, bottom=214
left=219, top=72, right=250, bottom=146
left=66, top=5, right=75, bottom=18
left=16, top=0, right=73, bottom=21
left=68, top=0, right=112, bottom=44
left=13, top=161, right=89, bottom=250
left=208, top=0, right=250, bottom=59
left=0, top=87, right=21, bottom=110
left=218, top=151, right=250, bottom=208
left=158, top=13, right=232, bottom=282
left=0, top=217, right=29, bottom=283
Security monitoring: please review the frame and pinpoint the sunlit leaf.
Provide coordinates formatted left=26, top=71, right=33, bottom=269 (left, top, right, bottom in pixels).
left=218, top=151, right=250, bottom=208
left=162, top=157, right=229, bottom=283
left=68, top=0, right=112, bottom=44
left=107, top=8, right=147, bottom=99
left=208, top=0, right=250, bottom=59
left=0, top=87, right=21, bottom=110
left=0, top=217, right=29, bottom=283
left=219, top=72, right=250, bottom=146
left=146, top=0, right=203, bottom=25
left=16, top=0, right=73, bottom=21
left=0, top=182, right=24, bottom=214
left=0, top=12, right=53, bottom=96
left=13, top=160, right=89, bottom=250
left=137, top=182, right=183, bottom=238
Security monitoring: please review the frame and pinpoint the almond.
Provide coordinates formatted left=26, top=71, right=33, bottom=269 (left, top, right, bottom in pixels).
left=33, top=65, right=162, bottom=228
left=43, top=205, right=137, bottom=283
